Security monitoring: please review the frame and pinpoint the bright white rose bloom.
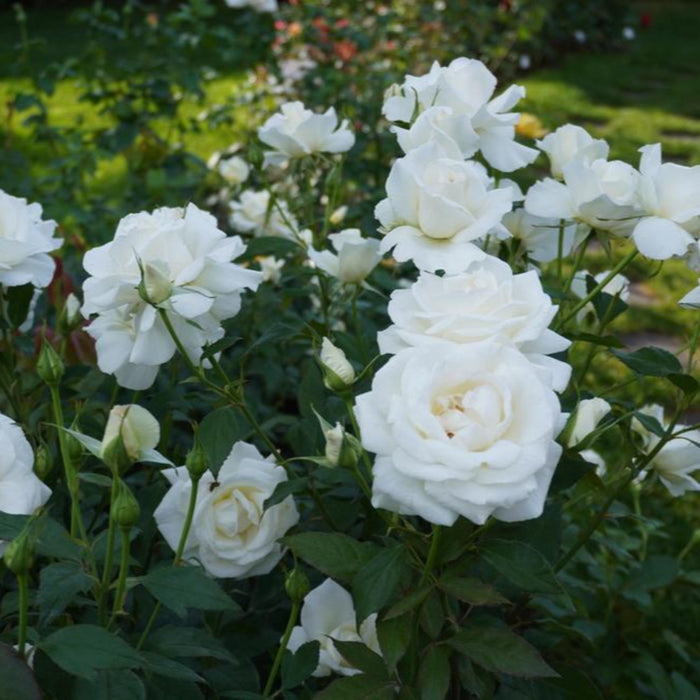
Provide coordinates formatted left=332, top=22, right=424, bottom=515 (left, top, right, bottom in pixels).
left=648, top=428, right=700, bottom=497
left=501, top=209, right=585, bottom=262
left=567, top=398, right=611, bottom=447
left=383, top=58, right=537, bottom=172
left=0, top=412, right=52, bottom=555
left=631, top=144, right=700, bottom=260
left=154, top=442, right=299, bottom=578
left=525, top=155, right=643, bottom=236
left=0, top=189, right=61, bottom=288
left=375, top=143, right=514, bottom=273
left=224, top=0, right=278, bottom=12
left=377, top=256, right=571, bottom=390
left=229, top=190, right=298, bottom=239
left=287, top=579, right=381, bottom=677
left=218, top=155, right=250, bottom=185
left=355, top=342, right=566, bottom=526
left=100, top=404, right=160, bottom=462
left=82, top=204, right=262, bottom=390
left=307, top=229, right=381, bottom=284
left=258, top=101, right=354, bottom=167
left=536, top=125, right=609, bottom=180
left=258, top=256, right=285, bottom=284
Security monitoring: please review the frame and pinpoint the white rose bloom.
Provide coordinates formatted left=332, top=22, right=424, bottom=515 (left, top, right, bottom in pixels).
left=224, top=0, right=278, bottom=12
left=567, top=397, right=611, bottom=447
left=355, top=342, right=566, bottom=526
left=287, top=579, right=381, bottom=677
left=82, top=204, right=261, bottom=390
left=0, top=190, right=61, bottom=288
left=377, top=256, right=571, bottom=390
left=154, top=442, right=299, bottom=578
left=100, top=404, right=160, bottom=462
left=501, top=209, right=586, bottom=262
left=258, top=101, right=354, bottom=167
left=581, top=449, right=607, bottom=478
left=218, top=156, right=250, bottom=185
left=229, top=190, right=298, bottom=239
left=525, top=156, right=643, bottom=235
left=0, top=412, right=52, bottom=555
left=384, top=58, right=537, bottom=172
left=375, top=143, right=514, bottom=273
left=536, top=125, right=609, bottom=180
left=307, top=229, right=381, bottom=284
left=649, top=428, right=700, bottom=497
left=258, top=256, right=285, bottom=284
left=631, top=144, right=700, bottom=260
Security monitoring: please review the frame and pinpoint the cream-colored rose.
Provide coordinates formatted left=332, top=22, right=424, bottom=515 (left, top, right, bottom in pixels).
left=320, top=338, right=355, bottom=388
left=154, top=442, right=299, bottom=578
left=100, top=404, right=160, bottom=462
left=567, top=398, right=611, bottom=447
left=287, top=579, right=381, bottom=677
left=307, top=229, right=381, bottom=284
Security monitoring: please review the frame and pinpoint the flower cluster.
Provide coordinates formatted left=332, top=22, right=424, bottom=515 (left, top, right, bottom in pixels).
left=81, top=204, right=262, bottom=390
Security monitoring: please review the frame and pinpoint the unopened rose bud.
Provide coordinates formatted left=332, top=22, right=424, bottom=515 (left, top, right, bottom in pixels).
left=66, top=419, right=85, bottom=467
left=3, top=528, right=35, bottom=575
left=186, top=431, right=209, bottom=481
left=567, top=398, right=611, bottom=447
left=138, top=261, right=172, bottom=305
left=329, top=205, right=347, bottom=225
left=101, top=405, right=160, bottom=469
left=37, top=340, right=64, bottom=387
left=58, top=293, right=82, bottom=333
left=34, top=443, right=53, bottom=480
left=324, top=422, right=359, bottom=469
left=111, top=479, right=140, bottom=529
left=285, top=567, right=310, bottom=604
left=319, top=338, right=355, bottom=392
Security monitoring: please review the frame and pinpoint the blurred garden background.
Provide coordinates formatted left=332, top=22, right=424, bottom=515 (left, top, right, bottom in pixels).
left=2, top=1, right=700, bottom=697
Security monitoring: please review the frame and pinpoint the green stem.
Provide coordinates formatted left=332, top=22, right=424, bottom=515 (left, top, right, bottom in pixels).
left=563, top=233, right=591, bottom=294
left=109, top=526, right=132, bottom=625
left=420, top=525, right=442, bottom=585
left=49, top=384, right=84, bottom=540
left=352, top=290, right=368, bottom=364
left=262, top=599, right=301, bottom=698
left=136, top=475, right=200, bottom=650
left=343, top=398, right=373, bottom=500
left=98, top=479, right=119, bottom=626
left=17, top=573, right=29, bottom=658
left=557, top=249, right=638, bottom=329
left=556, top=219, right=564, bottom=281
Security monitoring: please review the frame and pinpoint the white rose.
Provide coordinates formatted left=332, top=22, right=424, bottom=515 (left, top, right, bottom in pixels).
left=383, top=58, right=537, bottom=172
left=375, top=143, right=514, bottom=274
left=258, top=255, right=285, bottom=284
left=324, top=423, right=346, bottom=466
left=229, top=190, right=298, bottom=239
left=649, top=428, right=700, bottom=497
left=258, top=101, right=354, bottom=167
left=82, top=204, right=261, bottom=390
left=567, top=398, right=611, bottom=447
left=536, top=125, right=609, bottom=180
left=631, top=144, right=700, bottom=260
left=218, top=156, right=250, bottom=185
left=307, top=229, right=381, bottom=284
left=0, top=189, right=61, bottom=288
left=355, top=342, right=566, bottom=526
left=154, top=441, right=299, bottom=578
left=100, top=404, right=160, bottom=462
left=501, top=208, right=586, bottom=262
left=0, top=412, right=52, bottom=555
left=525, top=156, right=643, bottom=236
left=224, top=0, right=278, bottom=12
left=287, top=579, right=381, bottom=677
left=377, top=256, right=570, bottom=390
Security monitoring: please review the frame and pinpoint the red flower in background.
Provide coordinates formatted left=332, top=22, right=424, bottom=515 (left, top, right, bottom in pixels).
left=334, top=39, right=358, bottom=62
left=640, top=13, right=651, bottom=29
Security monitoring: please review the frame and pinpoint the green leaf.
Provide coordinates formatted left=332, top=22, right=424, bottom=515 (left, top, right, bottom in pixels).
left=448, top=625, right=558, bottom=679
left=140, top=652, right=204, bottom=683
left=314, top=675, right=396, bottom=700
left=418, top=590, right=444, bottom=639
left=72, top=670, right=146, bottom=700
left=567, top=332, right=624, bottom=348
left=633, top=411, right=665, bottom=438
left=418, top=646, right=450, bottom=700
left=145, top=626, right=234, bottom=662
left=0, top=513, right=83, bottom=561
left=384, top=585, right=433, bottom=620
left=612, top=346, right=682, bottom=377
left=668, top=372, right=699, bottom=396
left=0, top=643, right=42, bottom=700
left=352, top=545, right=412, bottom=622
left=283, top=532, right=380, bottom=584
left=331, top=641, right=387, bottom=678
left=141, top=565, right=239, bottom=617
left=5, top=284, right=35, bottom=329
left=281, top=641, right=319, bottom=690
left=479, top=539, right=563, bottom=594
left=38, top=561, right=95, bottom=625
left=439, top=577, right=509, bottom=606
left=243, top=236, right=299, bottom=259
left=624, top=555, right=679, bottom=591
left=263, top=477, right=308, bottom=510
left=551, top=452, right=598, bottom=492
left=198, top=408, right=247, bottom=475
left=39, top=625, right=143, bottom=681
left=79, top=472, right=113, bottom=488
left=377, top=614, right=412, bottom=673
